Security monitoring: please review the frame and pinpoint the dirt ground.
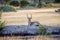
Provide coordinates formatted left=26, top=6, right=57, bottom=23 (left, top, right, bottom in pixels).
left=1, top=8, right=60, bottom=27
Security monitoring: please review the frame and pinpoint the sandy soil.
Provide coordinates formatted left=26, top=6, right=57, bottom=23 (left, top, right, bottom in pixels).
left=1, top=8, right=60, bottom=26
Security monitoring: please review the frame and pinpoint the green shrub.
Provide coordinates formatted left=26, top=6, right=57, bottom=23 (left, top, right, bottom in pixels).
left=0, top=12, right=5, bottom=27
left=29, top=3, right=36, bottom=7
left=46, top=3, right=52, bottom=7
left=37, top=2, right=52, bottom=8
left=0, top=22, right=5, bottom=27
left=43, top=2, right=52, bottom=7
left=20, top=0, right=29, bottom=7
left=39, top=25, right=51, bottom=35
left=0, top=12, right=5, bottom=32
left=37, top=3, right=42, bottom=8
left=39, top=25, right=47, bottom=35
left=0, top=21, right=5, bottom=32
left=42, top=2, right=47, bottom=7
left=9, top=1, right=20, bottom=6
left=0, top=5, right=16, bottom=12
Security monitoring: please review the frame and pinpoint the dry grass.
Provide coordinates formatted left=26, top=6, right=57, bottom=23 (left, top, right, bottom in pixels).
left=0, top=36, right=60, bottom=40
left=1, top=8, right=60, bottom=26
left=0, top=8, right=60, bottom=40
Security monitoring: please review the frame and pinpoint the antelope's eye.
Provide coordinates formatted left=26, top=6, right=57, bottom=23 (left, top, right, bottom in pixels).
left=36, top=25, right=39, bottom=26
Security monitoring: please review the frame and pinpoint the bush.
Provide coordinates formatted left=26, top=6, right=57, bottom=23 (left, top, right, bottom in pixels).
left=0, top=5, right=16, bottom=12
left=29, top=3, right=36, bottom=7
left=0, top=21, right=5, bottom=33
left=39, top=25, right=47, bottom=35
left=42, top=2, right=47, bottom=7
left=0, top=12, right=5, bottom=32
left=37, top=2, right=52, bottom=8
left=20, top=0, right=29, bottom=7
left=37, top=3, right=42, bottom=8
left=9, top=1, right=20, bottom=6
left=46, top=3, right=52, bottom=7
left=43, top=2, right=52, bottom=7
left=0, top=22, right=5, bottom=28
left=39, top=25, right=51, bottom=35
